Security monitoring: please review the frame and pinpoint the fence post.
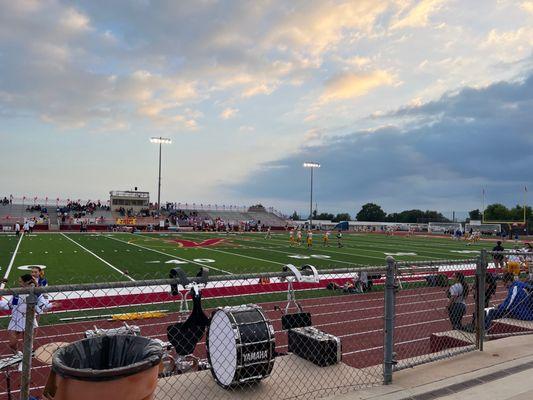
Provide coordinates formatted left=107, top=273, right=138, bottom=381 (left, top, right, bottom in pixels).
left=19, top=287, right=37, bottom=400
left=475, top=250, right=487, bottom=352
left=383, top=256, right=396, bottom=385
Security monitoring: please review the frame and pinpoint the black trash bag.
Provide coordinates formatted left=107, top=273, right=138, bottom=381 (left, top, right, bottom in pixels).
left=52, top=335, right=163, bottom=381
left=167, top=292, right=209, bottom=356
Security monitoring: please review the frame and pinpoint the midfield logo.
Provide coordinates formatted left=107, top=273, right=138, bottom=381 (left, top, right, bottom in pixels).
left=171, top=238, right=226, bottom=248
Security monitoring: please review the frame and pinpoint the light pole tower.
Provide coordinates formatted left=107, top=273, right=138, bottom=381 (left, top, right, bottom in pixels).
left=303, top=162, right=320, bottom=227
left=150, top=137, right=172, bottom=210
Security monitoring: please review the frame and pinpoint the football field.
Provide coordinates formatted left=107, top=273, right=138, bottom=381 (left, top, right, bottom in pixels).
left=0, top=231, right=492, bottom=285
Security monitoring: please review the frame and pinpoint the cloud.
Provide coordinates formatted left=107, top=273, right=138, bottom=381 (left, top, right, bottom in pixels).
left=483, top=27, right=533, bottom=63
left=220, top=107, right=239, bottom=119
left=321, top=70, right=395, bottom=102
left=60, top=8, right=91, bottom=31
left=234, top=73, right=533, bottom=212
left=239, top=125, right=255, bottom=132
left=391, top=0, right=446, bottom=30
left=521, top=1, right=533, bottom=14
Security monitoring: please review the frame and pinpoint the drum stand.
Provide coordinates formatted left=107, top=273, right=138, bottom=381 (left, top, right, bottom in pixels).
left=282, top=264, right=320, bottom=314
left=167, top=273, right=209, bottom=375
left=4, top=368, right=12, bottom=400
left=0, top=354, right=23, bottom=400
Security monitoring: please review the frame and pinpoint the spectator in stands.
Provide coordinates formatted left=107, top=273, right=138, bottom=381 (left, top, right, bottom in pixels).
left=492, top=241, right=505, bottom=272
left=447, top=272, right=469, bottom=330
left=485, top=273, right=533, bottom=330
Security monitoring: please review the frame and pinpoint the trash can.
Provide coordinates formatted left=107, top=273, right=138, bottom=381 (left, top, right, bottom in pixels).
left=44, top=335, right=163, bottom=400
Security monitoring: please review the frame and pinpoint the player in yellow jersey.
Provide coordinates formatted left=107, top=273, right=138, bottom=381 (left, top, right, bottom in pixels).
left=323, top=231, right=330, bottom=247
left=307, top=230, right=313, bottom=248
left=296, top=229, right=302, bottom=246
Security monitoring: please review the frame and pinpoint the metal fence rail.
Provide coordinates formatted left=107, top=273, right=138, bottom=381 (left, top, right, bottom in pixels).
left=0, top=251, right=531, bottom=399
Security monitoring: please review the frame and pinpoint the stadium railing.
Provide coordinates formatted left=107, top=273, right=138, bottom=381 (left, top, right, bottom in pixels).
left=2, top=252, right=532, bottom=400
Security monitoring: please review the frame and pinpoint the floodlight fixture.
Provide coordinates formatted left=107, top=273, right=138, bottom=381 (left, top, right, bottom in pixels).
left=303, top=162, right=320, bottom=168
left=150, top=137, right=172, bottom=144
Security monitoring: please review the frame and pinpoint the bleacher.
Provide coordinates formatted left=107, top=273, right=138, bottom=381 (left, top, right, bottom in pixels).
left=203, top=209, right=286, bottom=227
left=0, top=204, right=49, bottom=229
left=1, top=197, right=289, bottom=230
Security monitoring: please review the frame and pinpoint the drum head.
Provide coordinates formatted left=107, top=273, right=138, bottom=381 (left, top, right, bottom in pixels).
left=209, top=310, right=237, bottom=387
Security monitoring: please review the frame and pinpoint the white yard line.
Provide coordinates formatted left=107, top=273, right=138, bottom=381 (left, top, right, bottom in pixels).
left=60, top=233, right=135, bottom=281
left=1, top=233, right=24, bottom=288
left=262, top=235, right=444, bottom=260
left=105, top=234, right=233, bottom=275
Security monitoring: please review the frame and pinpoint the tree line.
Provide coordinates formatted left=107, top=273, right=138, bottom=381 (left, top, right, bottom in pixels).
left=290, top=202, right=532, bottom=224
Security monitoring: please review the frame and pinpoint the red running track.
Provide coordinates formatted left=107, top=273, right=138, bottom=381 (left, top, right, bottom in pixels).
left=0, top=286, right=509, bottom=400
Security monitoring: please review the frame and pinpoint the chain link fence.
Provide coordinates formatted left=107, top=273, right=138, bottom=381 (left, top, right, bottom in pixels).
left=0, top=266, right=388, bottom=400
left=0, top=250, right=531, bottom=399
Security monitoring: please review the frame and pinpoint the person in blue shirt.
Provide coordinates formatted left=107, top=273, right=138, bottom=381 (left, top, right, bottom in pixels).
left=485, top=273, right=533, bottom=331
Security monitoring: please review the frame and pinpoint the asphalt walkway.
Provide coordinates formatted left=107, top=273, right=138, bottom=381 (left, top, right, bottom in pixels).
left=332, top=334, right=533, bottom=400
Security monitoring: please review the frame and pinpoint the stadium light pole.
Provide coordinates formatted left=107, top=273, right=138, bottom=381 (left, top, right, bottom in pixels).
left=150, top=137, right=172, bottom=210
left=303, top=162, right=320, bottom=227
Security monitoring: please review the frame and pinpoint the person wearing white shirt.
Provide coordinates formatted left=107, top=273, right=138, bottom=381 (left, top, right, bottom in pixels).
left=0, top=274, right=53, bottom=354
left=14, top=222, right=20, bottom=237
left=447, top=272, right=469, bottom=330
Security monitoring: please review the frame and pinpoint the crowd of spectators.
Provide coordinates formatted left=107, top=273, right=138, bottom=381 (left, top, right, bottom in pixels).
left=58, top=201, right=109, bottom=224
left=62, top=200, right=109, bottom=215
left=26, top=204, right=48, bottom=214
left=2, top=196, right=12, bottom=206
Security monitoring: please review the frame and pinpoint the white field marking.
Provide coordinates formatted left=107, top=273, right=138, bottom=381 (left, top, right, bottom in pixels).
left=193, top=258, right=215, bottom=263
left=60, top=233, right=135, bottom=281
left=1, top=232, right=24, bottom=289
left=105, top=234, right=233, bottom=275
left=270, top=232, right=466, bottom=256
left=450, top=250, right=480, bottom=254
left=164, top=260, right=187, bottom=264
left=238, top=243, right=357, bottom=265
left=342, top=234, right=482, bottom=252
left=384, top=252, right=417, bottom=256
left=18, top=265, right=46, bottom=271
left=228, top=234, right=405, bottom=261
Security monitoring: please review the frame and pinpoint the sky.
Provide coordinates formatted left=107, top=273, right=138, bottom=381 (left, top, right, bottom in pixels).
left=0, top=0, right=532, bottom=216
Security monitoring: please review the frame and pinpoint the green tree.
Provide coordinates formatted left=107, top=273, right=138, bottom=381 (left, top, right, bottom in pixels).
left=356, top=203, right=386, bottom=222
left=469, top=209, right=482, bottom=221
left=509, top=204, right=532, bottom=221
left=483, top=203, right=511, bottom=221
left=290, top=211, right=301, bottom=220
left=332, top=213, right=351, bottom=222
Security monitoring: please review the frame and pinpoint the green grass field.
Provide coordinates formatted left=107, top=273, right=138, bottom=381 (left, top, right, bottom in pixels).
left=0, top=231, right=495, bottom=286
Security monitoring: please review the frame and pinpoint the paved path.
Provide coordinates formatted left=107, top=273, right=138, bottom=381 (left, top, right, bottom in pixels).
left=332, top=334, right=533, bottom=400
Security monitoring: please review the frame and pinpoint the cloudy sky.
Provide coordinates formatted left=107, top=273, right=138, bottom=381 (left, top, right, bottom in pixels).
left=0, top=0, right=532, bottom=215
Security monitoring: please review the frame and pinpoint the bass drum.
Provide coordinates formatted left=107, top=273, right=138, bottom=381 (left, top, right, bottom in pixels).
left=207, top=304, right=275, bottom=388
